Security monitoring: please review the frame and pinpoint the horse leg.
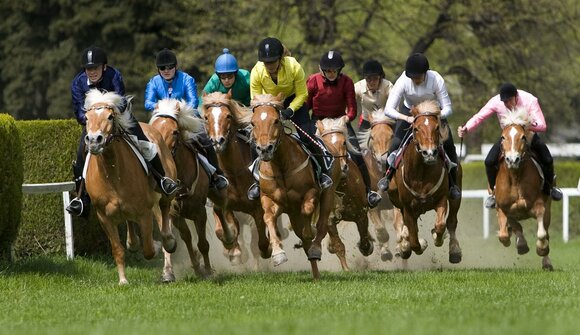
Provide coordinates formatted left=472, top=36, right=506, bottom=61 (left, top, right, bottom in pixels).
left=369, top=207, right=392, bottom=261
left=97, top=213, right=128, bottom=285
left=446, top=199, right=463, bottom=264
left=355, top=212, right=374, bottom=257
left=191, top=209, right=213, bottom=276
left=431, top=201, right=448, bottom=247
left=535, top=204, right=552, bottom=269
left=154, top=201, right=177, bottom=253
left=213, top=207, right=238, bottom=250
left=403, top=209, right=426, bottom=256
left=327, top=219, right=349, bottom=271
left=508, top=220, right=529, bottom=255
left=496, top=209, right=511, bottom=247
left=126, top=221, right=141, bottom=253
left=392, top=208, right=409, bottom=258
left=253, top=208, right=272, bottom=259
left=261, top=197, right=286, bottom=266
left=223, top=210, right=242, bottom=265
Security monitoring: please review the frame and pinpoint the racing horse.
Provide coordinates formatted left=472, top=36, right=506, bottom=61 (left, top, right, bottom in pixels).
left=149, top=98, right=212, bottom=281
left=83, top=89, right=177, bottom=284
left=249, top=93, right=340, bottom=279
left=202, top=91, right=273, bottom=265
left=358, top=109, right=396, bottom=261
left=386, top=100, right=462, bottom=263
left=315, top=116, right=374, bottom=271
left=494, top=108, right=553, bottom=270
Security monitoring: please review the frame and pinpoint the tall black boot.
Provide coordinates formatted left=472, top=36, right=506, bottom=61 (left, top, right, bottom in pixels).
left=357, top=160, right=382, bottom=208
left=150, top=154, right=178, bottom=195
left=247, top=148, right=260, bottom=200
left=307, top=141, right=333, bottom=190
left=66, top=140, right=91, bottom=218
left=448, top=167, right=461, bottom=200
left=542, top=163, right=562, bottom=200
left=204, top=143, right=229, bottom=190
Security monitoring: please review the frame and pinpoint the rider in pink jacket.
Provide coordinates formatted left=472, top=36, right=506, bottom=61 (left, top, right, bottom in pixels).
left=457, top=83, right=562, bottom=208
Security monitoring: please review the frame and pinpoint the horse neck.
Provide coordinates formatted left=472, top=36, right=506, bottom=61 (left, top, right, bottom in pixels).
left=173, top=141, right=198, bottom=182
left=93, top=139, right=136, bottom=180
left=271, top=134, right=306, bottom=171
left=219, top=127, right=250, bottom=172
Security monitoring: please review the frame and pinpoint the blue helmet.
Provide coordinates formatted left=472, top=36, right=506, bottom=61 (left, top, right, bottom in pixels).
left=215, top=48, right=239, bottom=74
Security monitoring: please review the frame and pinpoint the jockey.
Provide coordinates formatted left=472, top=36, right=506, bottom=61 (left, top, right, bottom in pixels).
left=247, top=37, right=333, bottom=200
left=354, top=60, right=393, bottom=131
left=67, top=46, right=179, bottom=217
left=202, top=48, right=251, bottom=106
left=307, top=50, right=382, bottom=208
left=377, top=53, right=461, bottom=200
left=145, top=48, right=228, bottom=190
left=457, top=83, right=563, bottom=208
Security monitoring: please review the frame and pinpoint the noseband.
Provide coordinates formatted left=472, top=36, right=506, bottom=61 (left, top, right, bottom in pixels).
left=319, top=129, right=349, bottom=158
left=86, top=105, right=122, bottom=146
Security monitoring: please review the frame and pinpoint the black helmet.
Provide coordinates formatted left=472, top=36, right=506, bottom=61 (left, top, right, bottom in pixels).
left=156, top=49, right=177, bottom=67
left=81, top=46, right=107, bottom=68
left=258, top=37, right=284, bottom=62
left=319, top=50, right=345, bottom=70
left=499, top=83, right=518, bottom=101
left=362, top=60, right=385, bottom=77
left=405, top=53, right=429, bottom=78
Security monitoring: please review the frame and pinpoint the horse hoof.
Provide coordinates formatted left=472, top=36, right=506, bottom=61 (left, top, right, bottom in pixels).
left=380, top=249, right=393, bottom=262
left=161, top=273, right=176, bottom=283
left=401, top=250, right=412, bottom=259
left=229, top=254, right=243, bottom=266
left=118, top=278, right=129, bottom=286
left=358, top=240, right=374, bottom=257
left=272, top=251, right=288, bottom=266
left=163, top=236, right=177, bottom=253
left=542, top=263, right=554, bottom=271
left=308, top=246, right=322, bottom=261
left=449, top=252, right=462, bottom=264
left=517, top=244, right=530, bottom=255
left=536, top=246, right=550, bottom=257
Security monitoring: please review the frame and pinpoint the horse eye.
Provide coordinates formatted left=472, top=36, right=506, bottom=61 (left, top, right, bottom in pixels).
left=274, top=119, right=279, bottom=125
left=107, top=114, right=114, bottom=120
left=226, top=114, right=232, bottom=119
left=172, top=130, right=179, bottom=137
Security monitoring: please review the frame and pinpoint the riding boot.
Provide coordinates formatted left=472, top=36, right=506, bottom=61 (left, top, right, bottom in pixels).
left=377, top=151, right=397, bottom=191
left=540, top=162, right=562, bottom=200
left=247, top=148, right=260, bottom=200
left=204, top=143, right=229, bottom=190
left=485, top=164, right=498, bottom=209
left=448, top=167, right=461, bottom=200
left=149, top=153, right=178, bottom=195
left=307, top=141, right=333, bottom=190
left=66, top=140, right=91, bottom=218
left=351, top=149, right=382, bottom=208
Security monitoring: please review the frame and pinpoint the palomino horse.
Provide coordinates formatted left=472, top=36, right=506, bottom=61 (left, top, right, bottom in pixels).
left=250, top=93, right=340, bottom=279
left=358, top=109, right=396, bottom=261
left=83, top=89, right=177, bottom=284
left=315, top=116, right=374, bottom=271
left=386, top=100, right=462, bottom=263
left=202, top=91, right=272, bottom=264
left=149, top=99, right=212, bottom=281
left=495, top=108, right=553, bottom=270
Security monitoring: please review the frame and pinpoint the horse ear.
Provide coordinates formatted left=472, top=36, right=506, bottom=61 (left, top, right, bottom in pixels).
left=316, top=120, right=324, bottom=134
left=226, top=89, right=233, bottom=99
left=275, top=92, right=285, bottom=102
left=174, top=101, right=180, bottom=112
left=410, top=106, right=419, bottom=116
left=202, top=91, right=208, bottom=97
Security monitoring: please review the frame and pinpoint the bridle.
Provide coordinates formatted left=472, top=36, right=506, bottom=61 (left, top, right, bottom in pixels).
left=251, top=102, right=284, bottom=154
left=411, top=112, right=441, bottom=154
left=318, top=129, right=349, bottom=159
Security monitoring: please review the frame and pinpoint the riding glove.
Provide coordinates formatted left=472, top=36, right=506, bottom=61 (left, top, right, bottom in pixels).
left=280, top=108, right=294, bottom=120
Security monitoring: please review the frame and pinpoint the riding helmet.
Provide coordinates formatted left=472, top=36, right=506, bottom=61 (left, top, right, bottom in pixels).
left=319, top=50, right=345, bottom=70
left=258, top=37, right=284, bottom=62
left=499, top=83, right=518, bottom=101
left=81, top=46, right=107, bottom=68
left=156, top=49, right=177, bottom=67
left=362, top=60, right=385, bottom=77
left=405, top=53, right=429, bottom=78
left=215, top=48, right=239, bottom=74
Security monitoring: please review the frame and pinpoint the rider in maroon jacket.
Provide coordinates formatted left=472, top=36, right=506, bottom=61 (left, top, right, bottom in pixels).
left=307, top=50, right=382, bottom=208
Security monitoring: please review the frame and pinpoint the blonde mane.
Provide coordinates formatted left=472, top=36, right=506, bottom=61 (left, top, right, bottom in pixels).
left=358, top=108, right=394, bottom=150
left=316, top=117, right=359, bottom=154
left=500, top=107, right=531, bottom=128
left=150, top=98, right=205, bottom=141
left=251, top=94, right=285, bottom=112
left=201, top=92, right=253, bottom=126
left=414, top=100, right=441, bottom=116
left=84, top=89, right=134, bottom=130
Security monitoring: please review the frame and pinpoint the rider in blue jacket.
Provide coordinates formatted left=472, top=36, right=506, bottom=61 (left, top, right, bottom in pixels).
left=144, top=49, right=228, bottom=189
left=67, top=47, right=179, bottom=217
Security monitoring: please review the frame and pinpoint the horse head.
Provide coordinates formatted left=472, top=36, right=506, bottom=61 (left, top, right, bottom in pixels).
left=500, top=108, right=532, bottom=169
left=316, top=116, right=352, bottom=176
left=363, top=108, right=394, bottom=166
left=150, top=98, right=205, bottom=156
left=411, top=100, right=442, bottom=165
left=250, top=93, right=285, bottom=161
left=84, top=89, right=132, bottom=155
left=202, top=91, right=252, bottom=153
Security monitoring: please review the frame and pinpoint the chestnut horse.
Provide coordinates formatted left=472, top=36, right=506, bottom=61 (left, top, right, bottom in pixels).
left=495, top=108, right=553, bottom=270
left=315, top=116, right=374, bottom=271
left=202, top=91, right=273, bottom=264
left=149, top=99, right=212, bottom=281
left=386, top=100, right=462, bottom=263
left=250, top=93, right=340, bottom=279
left=358, top=109, right=396, bottom=261
left=83, top=89, right=177, bottom=284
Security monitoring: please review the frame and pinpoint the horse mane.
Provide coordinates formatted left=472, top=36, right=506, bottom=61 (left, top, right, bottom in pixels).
left=358, top=108, right=394, bottom=150
left=500, top=107, right=531, bottom=128
left=150, top=98, right=206, bottom=141
left=201, top=92, right=253, bottom=126
left=84, top=89, right=134, bottom=130
left=316, top=117, right=359, bottom=154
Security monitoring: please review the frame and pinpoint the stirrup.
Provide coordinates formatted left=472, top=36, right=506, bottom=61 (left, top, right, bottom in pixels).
left=485, top=195, right=496, bottom=209
left=319, top=173, right=333, bottom=190
left=449, top=185, right=461, bottom=200
left=66, top=198, right=84, bottom=217
left=210, top=174, right=229, bottom=190
left=551, top=187, right=563, bottom=201
left=247, top=182, right=260, bottom=201
left=160, top=177, right=179, bottom=195
left=367, top=191, right=382, bottom=208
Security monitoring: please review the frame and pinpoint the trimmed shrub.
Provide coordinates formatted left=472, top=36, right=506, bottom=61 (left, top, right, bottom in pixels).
left=0, top=114, right=24, bottom=261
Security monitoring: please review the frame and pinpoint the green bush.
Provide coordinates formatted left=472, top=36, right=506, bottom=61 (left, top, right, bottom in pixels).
left=0, top=114, right=23, bottom=261
left=15, top=120, right=109, bottom=258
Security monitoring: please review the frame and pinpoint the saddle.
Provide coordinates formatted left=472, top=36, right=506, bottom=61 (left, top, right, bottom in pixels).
left=190, top=140, right=217, bottom=178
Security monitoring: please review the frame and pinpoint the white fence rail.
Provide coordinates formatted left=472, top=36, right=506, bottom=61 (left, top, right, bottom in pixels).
left=22, top=182, right=75, bottom=259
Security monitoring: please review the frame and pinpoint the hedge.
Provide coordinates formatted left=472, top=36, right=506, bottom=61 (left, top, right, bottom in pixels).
left=0, top=114, right=23, bottom=261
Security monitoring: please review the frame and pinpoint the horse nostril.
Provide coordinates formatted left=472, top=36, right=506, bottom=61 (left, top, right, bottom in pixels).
left=218, top=137, right=226, bottom=145
left=96, top=135, right=104, bottom=144
left=266, top=144, right=274, bottom=152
